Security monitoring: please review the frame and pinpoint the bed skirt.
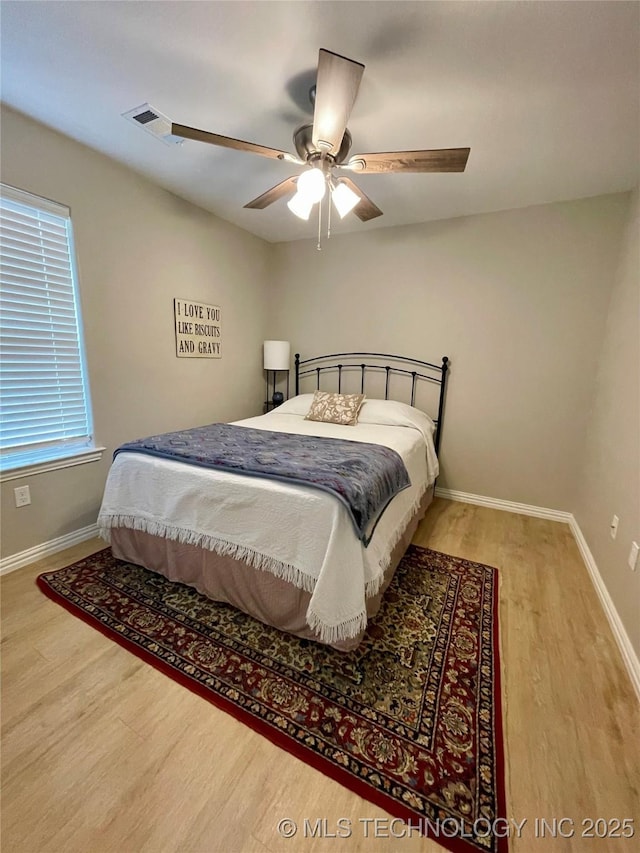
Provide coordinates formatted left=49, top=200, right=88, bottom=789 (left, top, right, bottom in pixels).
left=109, top=486, right=433, bottom=652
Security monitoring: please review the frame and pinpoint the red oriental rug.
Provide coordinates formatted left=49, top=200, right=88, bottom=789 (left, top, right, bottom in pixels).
left=37, top=545, right=507, bottom=853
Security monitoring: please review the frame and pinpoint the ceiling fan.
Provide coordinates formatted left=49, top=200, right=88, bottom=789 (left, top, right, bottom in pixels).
left=172, top=49, right=470, bottom=227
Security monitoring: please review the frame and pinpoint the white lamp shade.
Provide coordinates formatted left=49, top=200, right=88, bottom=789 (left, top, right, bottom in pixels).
left=332, top=181, right=360, bottom=218
left=297, top=167, right=326, bottom=203
left=287, top=191, right=314, bottom=220
left=263, top=340, right=290, bottom=371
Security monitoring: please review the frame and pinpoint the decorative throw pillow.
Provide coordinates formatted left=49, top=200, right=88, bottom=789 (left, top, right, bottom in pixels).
left=304, top=390, right=366, bottom=426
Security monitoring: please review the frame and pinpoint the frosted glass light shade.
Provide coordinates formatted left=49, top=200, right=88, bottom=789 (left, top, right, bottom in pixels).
left=263, top=340, right=290, bottom=371
left=296, top=167, right=326, bottom=203
left=287, top=191, right=314, bottom=220
left=331, top=181, right=360, bottom=218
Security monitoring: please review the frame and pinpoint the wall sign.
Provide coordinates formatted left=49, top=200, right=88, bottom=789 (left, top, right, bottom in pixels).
left=174, top=298, right=221, bottom=358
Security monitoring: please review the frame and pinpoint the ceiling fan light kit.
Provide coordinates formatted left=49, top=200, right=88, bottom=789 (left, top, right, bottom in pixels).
left=331, top=180, right=360, bottom=218
left=296, top=166, right=326, bottom=203
left=287, top=190, right=314, bottom=221
left=168, top=48, right=470, bottom=244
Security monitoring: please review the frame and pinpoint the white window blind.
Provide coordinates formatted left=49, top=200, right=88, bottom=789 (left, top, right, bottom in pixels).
left=0, top=183, right=95, bottom=473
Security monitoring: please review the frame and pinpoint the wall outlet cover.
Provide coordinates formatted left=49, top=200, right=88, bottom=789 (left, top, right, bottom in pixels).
left=14, top=485, right=31, bottom=507
left=610, top=515, right=619, bottom=539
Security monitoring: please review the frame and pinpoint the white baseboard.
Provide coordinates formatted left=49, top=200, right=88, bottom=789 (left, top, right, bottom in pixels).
left=569, top=518, right=640, bottom=702
left=434, top=486, right=572, bottom=522
left=0, top=522, right=100, bottom=576
left=436, top=486, right=640, bottom=701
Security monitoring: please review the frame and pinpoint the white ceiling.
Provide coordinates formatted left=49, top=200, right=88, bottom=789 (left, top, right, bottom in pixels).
left=1, top=1, right=638, bottom=243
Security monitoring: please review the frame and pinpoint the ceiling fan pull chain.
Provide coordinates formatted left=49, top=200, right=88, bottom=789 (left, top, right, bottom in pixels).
left=317, top=194, right=323, bottom=251
left=327, top=182, right=332, bottom=241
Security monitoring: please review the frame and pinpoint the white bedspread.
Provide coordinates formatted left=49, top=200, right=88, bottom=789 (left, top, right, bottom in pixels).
left=98, top=408, right=439, bottom=643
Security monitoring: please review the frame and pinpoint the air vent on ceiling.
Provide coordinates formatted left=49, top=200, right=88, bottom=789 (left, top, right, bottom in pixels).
left=122, top=103, right=184, bottom=146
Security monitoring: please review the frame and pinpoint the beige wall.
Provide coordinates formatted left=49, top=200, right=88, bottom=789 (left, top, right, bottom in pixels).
left=1, top=106, right=271, bottom=558
left=574, top=188, right=640, bottom=656
left=270, top=194, right=630, bottom=510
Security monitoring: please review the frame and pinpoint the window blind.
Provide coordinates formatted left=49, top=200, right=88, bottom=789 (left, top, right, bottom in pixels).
left=0, top=184, right=94, bottom=472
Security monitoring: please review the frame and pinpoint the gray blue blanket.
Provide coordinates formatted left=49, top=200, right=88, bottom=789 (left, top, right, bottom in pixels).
left=114, top=424, right=411, bottom=544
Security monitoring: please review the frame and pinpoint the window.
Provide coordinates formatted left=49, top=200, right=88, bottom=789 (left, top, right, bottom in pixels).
left=0, top=184, right=101, bottom=479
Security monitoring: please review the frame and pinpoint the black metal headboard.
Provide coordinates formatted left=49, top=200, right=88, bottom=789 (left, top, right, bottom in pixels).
left=294, top=352, right=449, bottom=455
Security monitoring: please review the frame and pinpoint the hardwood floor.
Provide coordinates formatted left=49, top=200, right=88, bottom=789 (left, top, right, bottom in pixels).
left=2, top=499, right=638, bottom=852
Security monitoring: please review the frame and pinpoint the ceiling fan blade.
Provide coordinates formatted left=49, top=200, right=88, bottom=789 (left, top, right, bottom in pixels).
left=345, top=147, right=470, bottom=174
left=244, top=177, right=298, bottom=210
left=172, top=122, right=290, bottom=161
left=339, top=177, right=383, bottom=222
left=312, top=49, right=364, bottom=156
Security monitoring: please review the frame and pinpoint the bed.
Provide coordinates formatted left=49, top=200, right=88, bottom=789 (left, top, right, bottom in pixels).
left=98, top=352, right=449, bottom=651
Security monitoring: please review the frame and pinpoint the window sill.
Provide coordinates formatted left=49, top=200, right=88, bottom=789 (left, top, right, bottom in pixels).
left=0, top=447, right=106, bottom=483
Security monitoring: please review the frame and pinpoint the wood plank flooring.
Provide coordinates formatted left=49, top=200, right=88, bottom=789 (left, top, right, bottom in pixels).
left=2, top=499, right=638, bottom=852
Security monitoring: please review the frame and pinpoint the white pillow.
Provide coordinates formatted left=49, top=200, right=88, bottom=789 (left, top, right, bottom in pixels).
left=268, top=394, right=315, bottom=415
left=357, top=398, right=435, bottom=439
left=273, top=395, right=436, bottom=442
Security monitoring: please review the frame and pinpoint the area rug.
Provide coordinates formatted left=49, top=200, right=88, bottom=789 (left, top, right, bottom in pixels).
left=37, top=545, right=507, bottom=853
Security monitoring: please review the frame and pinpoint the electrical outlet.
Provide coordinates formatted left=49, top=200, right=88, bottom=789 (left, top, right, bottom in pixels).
left=629, top=542, right=639, bottom=572
left=610, top=515, right=619, bottom=539
left=14, top=485, right=31, bottom=507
